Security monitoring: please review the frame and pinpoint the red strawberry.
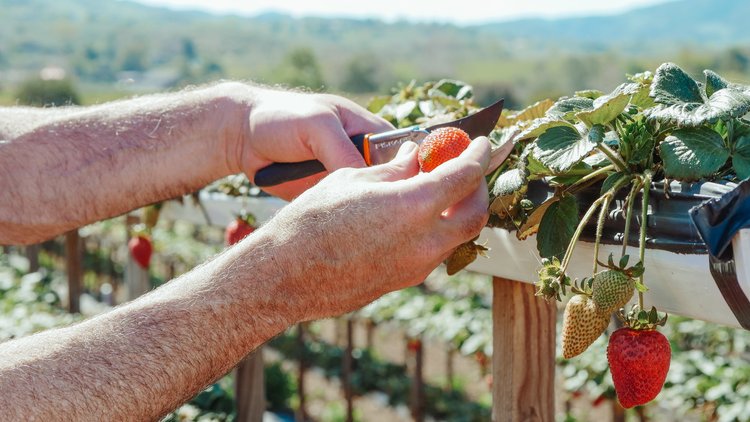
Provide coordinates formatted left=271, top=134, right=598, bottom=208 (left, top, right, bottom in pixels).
left=406, top=338, right=422, bottom=352
left=225, top=214, right=256, bottom=246
left=607, top=327, right=671, bottom=408
left=418, top=127, right=471, bottom=172
left=128, top=235, right=152, bottom=269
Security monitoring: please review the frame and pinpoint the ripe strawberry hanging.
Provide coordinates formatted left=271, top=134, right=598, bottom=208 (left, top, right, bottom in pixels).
left=128, top=234, right=153, bottom=269
left=608, top=305, right=671, bottom=409
left=225, top=212, right=257, bottom=246
left=418, top=127, right=471, bottom=172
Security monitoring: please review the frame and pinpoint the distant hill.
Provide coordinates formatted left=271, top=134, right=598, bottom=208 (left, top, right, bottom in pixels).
left=1, top=0, right=749, bottom=105
left=481, top=0, right=750, bottom=53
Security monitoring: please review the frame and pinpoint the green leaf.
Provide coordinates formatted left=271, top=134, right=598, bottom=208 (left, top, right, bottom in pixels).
left=517, top=117, right=576, bottom=141
left=574, top=89, right=604, bottom=100
left=601, top=172, right=631, bottom=196
left=367, top=95, right=392, bottom=113
left=732, top=133, right=750, bottom=180
left=491, top=168, right=526, bottom=197
left=509, top=99, right=555, bottom=123
left=395, top=100, right=419, bottom=121
left=647, top=87, right=750, bottom=127
left=428, top=79, right=473, bottom=99
left=659, top=127, right=729, bottom=180
left=576, top=91, right=631, bottom=127
left=537, top=194, right=578, bottom=259
left=518, top=197, right=558, bottom=240
left=650, top=62, right=704, bottom=105
left=545, top=97, right=595, bottom=120
left=588, top=124, right=606, bottom=143
left=705, top=69, right=729, bottom=98
left=533, top=125, right=597, bottom=172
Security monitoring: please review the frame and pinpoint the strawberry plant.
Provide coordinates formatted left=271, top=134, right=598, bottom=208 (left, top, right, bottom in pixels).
left=368, top=63, right=750, bottom=408
left=482, top=61, right=750, bottom=407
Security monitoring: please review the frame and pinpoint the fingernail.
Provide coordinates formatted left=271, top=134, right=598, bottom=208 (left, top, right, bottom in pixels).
left=396, top=141, right=418, bottom=156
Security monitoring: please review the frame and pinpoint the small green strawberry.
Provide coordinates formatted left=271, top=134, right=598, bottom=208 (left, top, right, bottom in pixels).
left=445, top=239, right=488, bottom=275
left=561, top=293, right=610, bottom=359
left=591, top=269, right=635, bottom=315
left=591, top=254, right=644, bottom=315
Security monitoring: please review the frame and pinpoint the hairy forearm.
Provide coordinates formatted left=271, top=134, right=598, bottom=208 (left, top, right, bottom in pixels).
left=0, top=227, right=295, bottom=421
left=0, top=83, right=252, bottom=244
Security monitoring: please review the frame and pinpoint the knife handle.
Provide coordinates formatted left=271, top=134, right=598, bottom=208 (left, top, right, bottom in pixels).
left=254, top=134, right=368, bottom=187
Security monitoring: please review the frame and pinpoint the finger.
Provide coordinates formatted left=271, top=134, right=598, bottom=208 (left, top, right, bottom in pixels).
left=309, top=119, right=367, bottom=171
left=362, top=141, right=420, bottom=182
left=332, top=96, right=395, bottom=135
left=419, top=137, right=491, bottom=213
left=440, top=176, right=490, bottom=244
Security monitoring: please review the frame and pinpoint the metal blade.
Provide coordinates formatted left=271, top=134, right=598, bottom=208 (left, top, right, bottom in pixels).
left=364, top=99, right=505, bottom=165
left=425, top=98, right=505, bottom=138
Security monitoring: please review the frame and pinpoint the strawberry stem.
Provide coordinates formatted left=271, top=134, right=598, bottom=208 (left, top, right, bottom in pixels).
left=620, top=178, right=644, bottom=257
left=593, top=194, right=611, bottom=274
left=565, top=164, right=615, bottom=195
left=560, top=194, right=609, bottom=276
left=596, top=143, right=627, bottom=172
left=638, top=172, right=652, bottom=310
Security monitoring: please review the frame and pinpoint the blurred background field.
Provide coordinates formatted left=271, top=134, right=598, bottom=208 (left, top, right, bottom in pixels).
left=5, top=0, right=750, bottom=421
left=3, top=0, right=750, bottom=108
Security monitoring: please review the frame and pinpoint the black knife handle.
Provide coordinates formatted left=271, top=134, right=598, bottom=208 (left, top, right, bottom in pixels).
left=254, top=134, right=368, bottom=187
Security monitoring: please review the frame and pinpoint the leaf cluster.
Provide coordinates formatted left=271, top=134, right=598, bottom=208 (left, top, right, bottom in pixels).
left=488, top=63, right=750, bottom=263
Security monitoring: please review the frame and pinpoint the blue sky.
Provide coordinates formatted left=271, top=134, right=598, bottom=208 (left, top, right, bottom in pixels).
left=132, top=0, right=675, bottom=24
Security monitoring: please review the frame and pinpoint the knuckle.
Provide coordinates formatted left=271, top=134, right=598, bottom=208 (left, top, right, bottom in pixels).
left=461, top=208, right=489, bottom=240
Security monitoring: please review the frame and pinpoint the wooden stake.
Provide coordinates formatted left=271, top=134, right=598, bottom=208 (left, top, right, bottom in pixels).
left=65, top=230, right=82, bottom=314
left=492, top=278, right=556, bottom=422
left=296, top=324, right=308, bottom=422
left=343, top=318, right=354, bottom=422
left=235, top=348, right=265, bottom=422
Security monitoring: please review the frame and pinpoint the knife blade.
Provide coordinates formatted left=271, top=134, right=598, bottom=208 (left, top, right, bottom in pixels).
left=254, top=99, right=504, bottom=187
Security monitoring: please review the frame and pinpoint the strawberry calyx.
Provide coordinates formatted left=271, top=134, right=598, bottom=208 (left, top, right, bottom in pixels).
left=596, top=253, right=645, bottom=280
left=236, top=210, right=257, bottom=227
left=616, top=304, right=668, bottom=331
left=535, top=257, right=572, bottom=302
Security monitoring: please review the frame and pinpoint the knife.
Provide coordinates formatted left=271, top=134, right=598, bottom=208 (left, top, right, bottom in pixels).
left=254, top=99, right=505, bottom=187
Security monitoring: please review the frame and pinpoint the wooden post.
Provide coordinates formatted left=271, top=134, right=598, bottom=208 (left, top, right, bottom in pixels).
left=365, top=320, right=375, bottom=350
left=492, top=277, right=556, bottom=422
left=125, top=216, right=149, bottom=301
left=235, top=348, right=265, bottom=422
left=26, top=244, right=40, bottom=273
left=445, top=347, right=454, bottom=391
left=343, top=318, right=354, bottom=422
left=65, top=230, right=82, bottom=314
left=409, top=338, right=425, bottom=422
left=296, top=323, right=308, bottom=422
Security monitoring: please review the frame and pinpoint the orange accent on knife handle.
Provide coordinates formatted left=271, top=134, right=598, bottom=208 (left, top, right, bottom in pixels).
left=363, top=134, right=372, bottom=166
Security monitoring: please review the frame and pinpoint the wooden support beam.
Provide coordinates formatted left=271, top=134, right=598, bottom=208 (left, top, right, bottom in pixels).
left=296, top=323, right=308, bottom=422
left=235, top=348, right=265, bottom=422
left=409, top=338, right=425, bottom=422
left=26, top=244, right=40, bottom=273
left=65, top=230, right=82, bottom=314
left=343, top=318, right=354, bottom=422
left=124, top=216, right=150, bottom=301
left=492, top=277, right=556, bottom=422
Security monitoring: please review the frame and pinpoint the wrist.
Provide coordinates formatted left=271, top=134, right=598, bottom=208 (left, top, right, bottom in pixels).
left=211, top=82, right=258, bottom=176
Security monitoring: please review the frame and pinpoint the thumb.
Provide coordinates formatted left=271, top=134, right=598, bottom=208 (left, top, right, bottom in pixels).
left=365, top=141, right=420, bottom=182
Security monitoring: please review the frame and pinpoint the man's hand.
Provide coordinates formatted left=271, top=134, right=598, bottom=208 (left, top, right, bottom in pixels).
left=238, top=88, right=394, bottom=200
left=258, top=136, right=491, bottom=320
